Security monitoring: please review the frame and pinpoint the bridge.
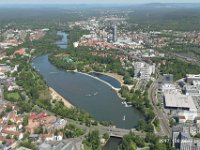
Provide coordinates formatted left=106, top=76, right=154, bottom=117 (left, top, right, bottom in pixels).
left=98, top=126, right=146, bottom=138
left=108, top=128, right=130, bottom=138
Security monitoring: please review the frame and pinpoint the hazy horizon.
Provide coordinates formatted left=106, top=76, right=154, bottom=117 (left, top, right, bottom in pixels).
left=0, top=0, right=200, bottom=4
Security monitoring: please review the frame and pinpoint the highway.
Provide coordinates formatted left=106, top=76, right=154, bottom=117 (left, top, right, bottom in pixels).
left=148, top=80, right=171, bottom=137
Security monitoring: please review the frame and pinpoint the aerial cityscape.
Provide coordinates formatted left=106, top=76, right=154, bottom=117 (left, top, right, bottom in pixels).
left=1, top=1, right=200, bottom=150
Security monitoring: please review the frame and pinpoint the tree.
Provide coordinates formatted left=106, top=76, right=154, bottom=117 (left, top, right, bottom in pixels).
left=103, top=132, right=110, bottom=141
left=34, top=127, right=43, bottom=134
left=84, top=130, right=101, bottom=150
left=22, top=115, right=28, bottom=126
left=7, top=120, right=13, bottom=125
left=20, top=140, right=36, bottom=150
left=120, top=132, right=145, bottom=149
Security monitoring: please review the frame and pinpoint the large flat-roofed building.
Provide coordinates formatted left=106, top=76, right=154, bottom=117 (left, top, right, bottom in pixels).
left=164, top=93, right=198, bottom=120
left=186, top=74, right=200, bottom=84
left=164, top=93, right=196, bottom=111
left=183, top=85, right=200, bottom=96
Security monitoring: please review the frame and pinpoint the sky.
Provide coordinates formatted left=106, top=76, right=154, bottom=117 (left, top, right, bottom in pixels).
left=0, top=0, right=200, bottom=4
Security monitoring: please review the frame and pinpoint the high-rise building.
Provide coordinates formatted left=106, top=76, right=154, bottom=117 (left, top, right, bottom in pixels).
left=113, top=25, right=117, bottom=42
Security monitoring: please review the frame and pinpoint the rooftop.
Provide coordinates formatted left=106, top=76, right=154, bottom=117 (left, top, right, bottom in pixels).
left=186, top=74, right=200, bottom=79
left=164, top=93, right=197, bottom=111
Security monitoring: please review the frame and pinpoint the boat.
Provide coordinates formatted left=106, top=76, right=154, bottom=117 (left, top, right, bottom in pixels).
left=49, top=72, right=57, bottom=74
left=123, top=115, right=126, bottom=121
left=93, top=92, right=98, bottom=96
left=85, top=94, right=92, bottom=97
left=124, top=102, right=132, bottom=108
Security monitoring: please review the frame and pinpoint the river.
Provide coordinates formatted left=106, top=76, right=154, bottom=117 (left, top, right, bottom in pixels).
left=32, top=55, right=142, bottom=129
left=32, top=31, right=142, bottom=149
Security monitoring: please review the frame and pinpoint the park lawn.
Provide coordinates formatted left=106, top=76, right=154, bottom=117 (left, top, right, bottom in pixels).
left=5, top=92, right=20, bottom=101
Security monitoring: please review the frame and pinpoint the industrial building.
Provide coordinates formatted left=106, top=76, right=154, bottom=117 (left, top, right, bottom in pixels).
left=164, top=93, right=198, bottom=120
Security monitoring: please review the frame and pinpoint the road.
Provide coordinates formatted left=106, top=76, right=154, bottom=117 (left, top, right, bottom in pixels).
left=148, top=80, right=171, bottom=137
left=171, top=53, right=200, bottom=65
left=106, top=48, right=171, bottom=137
left=65, top=117, right=145, bottom=138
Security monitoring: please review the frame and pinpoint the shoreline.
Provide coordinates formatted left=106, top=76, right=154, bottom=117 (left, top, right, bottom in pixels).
left=96, top=72, right=124, bottom=86
left=49, top=87, right=74, bottom=109
left=70, top=71, right=127, bottom=101
left=72, top=71, right=121, bottom=91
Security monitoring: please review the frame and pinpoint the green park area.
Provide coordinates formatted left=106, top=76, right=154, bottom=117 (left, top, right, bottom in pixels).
left=4, top=91, right=20, bottom=102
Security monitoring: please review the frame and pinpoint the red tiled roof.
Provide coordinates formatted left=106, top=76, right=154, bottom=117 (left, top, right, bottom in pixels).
left=0, top=136, right=16, bottom=143
left=29, top=112, right=47, bottom=121
left=179, top=116, right=186, bottom=119
left=9, top=112, right=17, bottom=120
left=14, top=49, right=25, bottom=55
left=1, top=129, right=20, bottom=136
left=41, top=134, right=54, bottom=138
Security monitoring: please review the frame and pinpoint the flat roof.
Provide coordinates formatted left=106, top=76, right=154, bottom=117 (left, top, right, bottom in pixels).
left=186, top=74, right=200, bottom=79
left=164, top=93, right=197, bottom=111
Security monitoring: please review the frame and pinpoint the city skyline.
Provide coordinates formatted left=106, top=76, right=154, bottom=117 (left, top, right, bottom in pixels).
left=0, top=0, right=200, bottom=4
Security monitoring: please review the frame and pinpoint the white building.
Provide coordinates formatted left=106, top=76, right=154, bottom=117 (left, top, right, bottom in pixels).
left=184, top=85, right=200, bottom=96
left=133, top=62, right=155, bottom=80
left=160, top=83, right=178, bottom=94
left=186, top=74, right=200, bottom=84
left=183, top=75, right=200, bottom=96
left=73, top=42, right=79, bottom=48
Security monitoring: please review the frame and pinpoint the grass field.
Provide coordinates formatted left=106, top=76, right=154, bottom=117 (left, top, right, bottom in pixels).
left=5, top=92, right=20, bottom=102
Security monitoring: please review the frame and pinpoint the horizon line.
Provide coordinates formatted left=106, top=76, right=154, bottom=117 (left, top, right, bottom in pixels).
left=1, top=2, right=200, bottom=5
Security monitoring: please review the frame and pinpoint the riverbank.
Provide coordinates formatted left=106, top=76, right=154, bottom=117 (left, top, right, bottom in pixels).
left=49, top=87, right=74, bottom=109
left=97, top=72, right=124, bottom=86
left=71, top=71, right=121, bottom=91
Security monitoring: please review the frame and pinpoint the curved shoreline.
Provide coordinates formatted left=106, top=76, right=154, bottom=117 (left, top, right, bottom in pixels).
left=71, top=71, right=121, bottom=91
left=96, top=72, right=124, bottom=86
left=49, top=87, right=74, bottom=109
